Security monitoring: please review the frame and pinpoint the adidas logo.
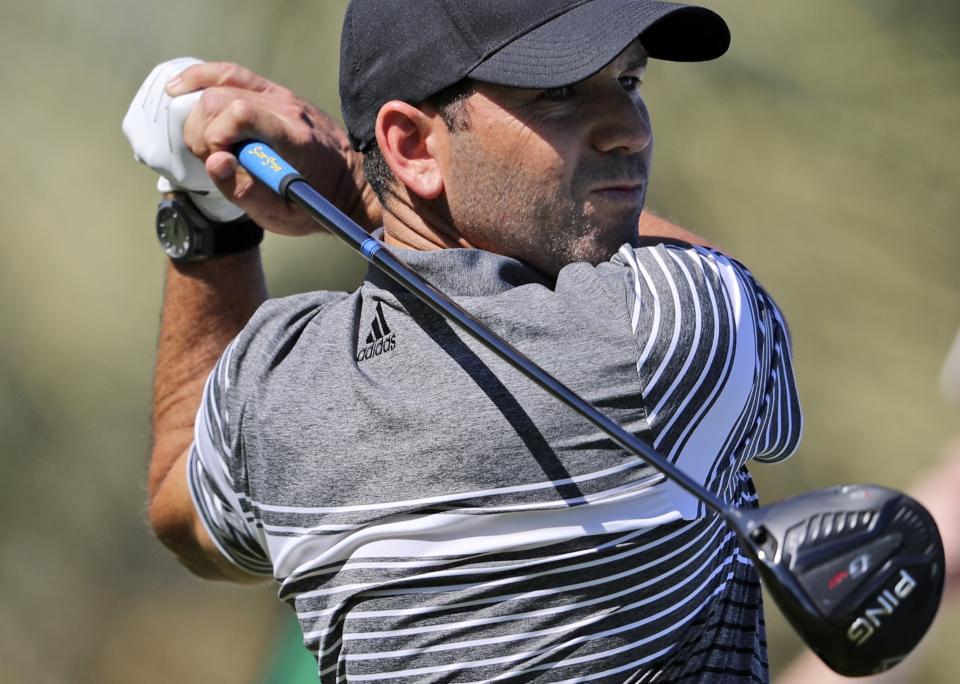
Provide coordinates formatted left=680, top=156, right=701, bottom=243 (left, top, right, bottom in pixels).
left=356, top=302, right=397, bottom=363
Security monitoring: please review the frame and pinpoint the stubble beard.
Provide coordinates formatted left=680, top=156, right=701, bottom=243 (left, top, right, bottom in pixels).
left=448, top=137, right=644, bottom=277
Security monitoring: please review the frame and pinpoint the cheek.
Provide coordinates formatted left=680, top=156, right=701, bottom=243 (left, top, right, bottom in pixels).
left=455, top=128, right=567, bottom=201
left=497, top=128, right=561, bottom=180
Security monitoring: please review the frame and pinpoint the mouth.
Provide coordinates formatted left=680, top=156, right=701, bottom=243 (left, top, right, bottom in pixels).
left=589, top=181, right=645, bottom=203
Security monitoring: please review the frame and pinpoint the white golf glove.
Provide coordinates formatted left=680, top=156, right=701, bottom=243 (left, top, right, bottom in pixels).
left=122, top=57, right=245, bottom=222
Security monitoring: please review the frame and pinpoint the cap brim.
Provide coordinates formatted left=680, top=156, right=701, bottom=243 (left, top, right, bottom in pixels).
left=469, top=0, right=729, bottom=89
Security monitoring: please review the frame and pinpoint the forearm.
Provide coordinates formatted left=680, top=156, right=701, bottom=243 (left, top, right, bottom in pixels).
left=639, top=209, right=716, bottom=250
left=148, top=249, right=267, bottom=500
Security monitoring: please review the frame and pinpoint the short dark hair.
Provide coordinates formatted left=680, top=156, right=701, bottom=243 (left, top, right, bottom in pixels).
left=363, top=79, right=475, bottom=207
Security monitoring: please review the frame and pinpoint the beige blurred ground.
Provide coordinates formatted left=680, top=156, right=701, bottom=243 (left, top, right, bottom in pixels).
left=0, top=1, right=957, bottom=682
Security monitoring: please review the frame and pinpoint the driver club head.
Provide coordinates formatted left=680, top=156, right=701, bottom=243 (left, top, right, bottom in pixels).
left=732, top=484, right=944, bottom=677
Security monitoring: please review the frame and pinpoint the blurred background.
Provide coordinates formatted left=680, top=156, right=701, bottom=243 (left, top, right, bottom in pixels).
left=1, top=0, right=957, bottom=682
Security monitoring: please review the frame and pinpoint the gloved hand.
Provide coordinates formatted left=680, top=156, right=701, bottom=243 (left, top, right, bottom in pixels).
left=122, top=57, right=245, bottom=222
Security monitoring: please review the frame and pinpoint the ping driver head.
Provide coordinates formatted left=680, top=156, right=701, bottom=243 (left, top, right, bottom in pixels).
left=733, top=484, right=944, bottom=676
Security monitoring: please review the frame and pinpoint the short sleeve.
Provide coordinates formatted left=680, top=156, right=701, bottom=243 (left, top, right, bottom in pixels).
left=185, top=290, right=349, bottom=575
left=613, top=243, right=802, bottom=514
left=187, top=337, right=273, bottom=576
left=740, top=270, right=803, bottom=463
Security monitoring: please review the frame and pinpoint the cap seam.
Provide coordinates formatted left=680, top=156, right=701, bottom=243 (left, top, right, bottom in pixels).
left=439, top=0, right=482, bottom=56
left=479, top=0, right=591, bottom=61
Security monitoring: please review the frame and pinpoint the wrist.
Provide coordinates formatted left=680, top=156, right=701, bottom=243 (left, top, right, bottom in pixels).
left=157, top=192, right=264, bottom=262
left=169, top=242, right=263, bottom=277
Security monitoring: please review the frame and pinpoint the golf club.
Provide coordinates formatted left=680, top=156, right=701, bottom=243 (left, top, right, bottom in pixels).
left=237, top=141, right=944, bottom=677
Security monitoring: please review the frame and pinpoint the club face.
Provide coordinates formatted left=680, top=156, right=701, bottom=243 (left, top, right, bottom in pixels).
left=733, top=484, right=945, bottom=677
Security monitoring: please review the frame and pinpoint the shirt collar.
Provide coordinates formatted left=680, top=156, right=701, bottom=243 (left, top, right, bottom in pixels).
left=363, top=229, right=554, bottom=297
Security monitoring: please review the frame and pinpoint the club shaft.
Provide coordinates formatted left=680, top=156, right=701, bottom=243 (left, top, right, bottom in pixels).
left=236, top=142, right=731, bottom=519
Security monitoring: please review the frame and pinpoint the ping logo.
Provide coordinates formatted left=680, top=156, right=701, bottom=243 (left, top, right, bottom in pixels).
left=846, top=569, right=917, bottom=646
left=357, top=302, right=396, bottom=363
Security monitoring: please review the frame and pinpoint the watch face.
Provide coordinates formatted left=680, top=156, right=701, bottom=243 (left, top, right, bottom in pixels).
left=156, top=204, right=192, bottom=259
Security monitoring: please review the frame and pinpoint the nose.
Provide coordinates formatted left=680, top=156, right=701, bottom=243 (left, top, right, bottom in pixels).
left=589, top=88, right=652, bottom=155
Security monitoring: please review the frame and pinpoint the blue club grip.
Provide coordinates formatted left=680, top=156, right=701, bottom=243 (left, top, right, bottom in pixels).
left=235, top=142, right=304, bottom=196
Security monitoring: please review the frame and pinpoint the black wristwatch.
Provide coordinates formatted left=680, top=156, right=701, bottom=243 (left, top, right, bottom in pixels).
left=156, top=192, right=264, bottom=262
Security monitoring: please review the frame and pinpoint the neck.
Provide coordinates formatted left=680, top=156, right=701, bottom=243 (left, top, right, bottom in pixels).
left=381, top=193, right=474, bottom=252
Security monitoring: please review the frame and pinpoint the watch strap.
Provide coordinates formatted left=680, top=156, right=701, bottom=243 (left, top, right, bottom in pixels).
left=208, top=216, right=264, bottom=257
left=160, top=192, right=264, bottom=261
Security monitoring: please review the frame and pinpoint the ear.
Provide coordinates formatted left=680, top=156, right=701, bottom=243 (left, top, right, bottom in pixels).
left=374, top=101, right=446, bottom=200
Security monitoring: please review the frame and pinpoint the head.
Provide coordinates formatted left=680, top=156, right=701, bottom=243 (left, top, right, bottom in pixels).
left=341, top=0, right=729, bottom=276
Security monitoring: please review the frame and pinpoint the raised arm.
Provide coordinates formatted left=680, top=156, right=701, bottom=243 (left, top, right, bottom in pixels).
left=638, top=209, right=716, bottom=249
left=148, top=248, right=267, bottom=582
left=142, top=63, right=379, bottom=581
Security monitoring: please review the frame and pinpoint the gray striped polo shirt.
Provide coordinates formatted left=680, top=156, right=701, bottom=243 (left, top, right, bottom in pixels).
left=188, top=239, right=802, bottom=682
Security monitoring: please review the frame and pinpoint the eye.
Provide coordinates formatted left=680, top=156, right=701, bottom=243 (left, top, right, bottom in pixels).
left=539, top=85, right=574, bottom=101
left=619, top=75, right=643, bottom=91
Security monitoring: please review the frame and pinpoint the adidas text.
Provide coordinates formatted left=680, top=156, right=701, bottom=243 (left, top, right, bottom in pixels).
left=358, top=302, right=397, bottom=363
left=357, top=333, right=396, bottom=362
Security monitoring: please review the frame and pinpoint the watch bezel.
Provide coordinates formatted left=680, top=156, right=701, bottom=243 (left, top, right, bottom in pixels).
left=156, top=201, right=193, bottom=260
left=156, top=194, right=210, bottom=262
left=155, top=192, right=262, bottom=262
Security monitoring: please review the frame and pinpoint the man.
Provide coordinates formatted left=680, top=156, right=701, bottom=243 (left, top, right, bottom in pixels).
left=132, top=1, right=802, bottom=681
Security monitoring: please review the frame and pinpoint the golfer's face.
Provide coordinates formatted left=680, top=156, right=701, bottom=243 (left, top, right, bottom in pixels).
left=442, top=41, right=653, bottom=276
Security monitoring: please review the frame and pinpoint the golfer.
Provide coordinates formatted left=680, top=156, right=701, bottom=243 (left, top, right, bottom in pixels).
left=132, top=1, right=802, bottom=681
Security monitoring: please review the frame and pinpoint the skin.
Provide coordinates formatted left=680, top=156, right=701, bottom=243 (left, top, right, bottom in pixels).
left=148, top=49, right=714, bottom=581
left=168, top=63, right=381, bottom=234
left=448, top=49, right=652, bottom=274
left=376, top=41, right=655, bottom=277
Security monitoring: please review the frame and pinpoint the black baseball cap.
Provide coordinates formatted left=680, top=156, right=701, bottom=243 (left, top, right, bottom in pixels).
left=340, top=0, right=730, bottom=151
